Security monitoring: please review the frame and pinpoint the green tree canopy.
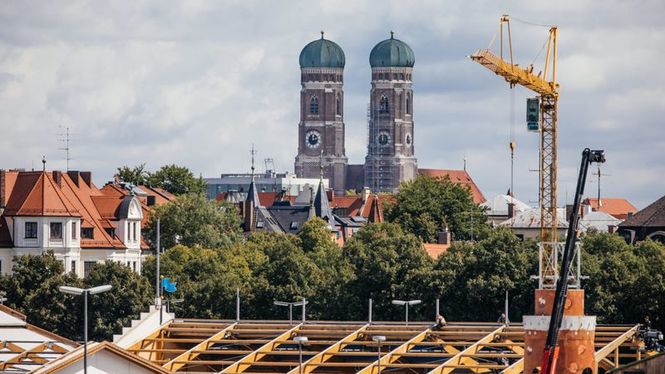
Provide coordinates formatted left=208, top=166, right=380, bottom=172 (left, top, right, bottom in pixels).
left=342, top=222, right=432, bottom=320
left=82, top=261, right=153, bottom=341
left=144, top=193, right=241, bottom=249
left=427, top=228, right=537, bottom=322
left=147, top=164, right=206, bottom=195
left=116, top=164, right=149, bottom=186
left=385, top=175, right=489, bottom=242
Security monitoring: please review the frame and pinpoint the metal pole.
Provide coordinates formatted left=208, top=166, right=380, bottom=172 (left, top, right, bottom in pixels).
left=298, top=343, right=303, bottom=374
left=436, top=299, right=440, bottom=319
left=236, top=288, right=240, bottom=322
left=405, top=304, right=409, bottom=326
left=84, top=290, right=88, bottom=374
left=369, top=299, right=373, bottom=324
left=302, top=297, right=306, bottom=323
left=377, top=341, right=381, bottom=373
left=289, top=304, right=293, bottom=325
left=504, top=291, right=509, bottom=325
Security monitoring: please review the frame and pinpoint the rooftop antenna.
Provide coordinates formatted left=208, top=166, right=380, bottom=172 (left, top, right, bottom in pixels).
left=319, top=149, right=324, bottom=181
left=250, top=144, right=257, bottom=181
left=592, top=164, right=611, bottom=208
left=57, top=125, right=72, bottom=171
left=41, top=156, right=46, bottom=172
left=264, top=158, right=275, bottom=174
left=463, top=151, right=467, bottom=171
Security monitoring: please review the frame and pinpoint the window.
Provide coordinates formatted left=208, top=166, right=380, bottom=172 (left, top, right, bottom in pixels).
left=84, top=261, right=96, bottom=278
left=309, top=96, right=319, bottom=114
left=81, top=227, right=94, bottom=239
left=25, top=222, right=37, bottom=239
left=135, top=222, right=139, bottom=241
left=336, top=97, right=341, bottom=115
left=256, top=220, right=265, bottom=228
left=379, top=96, right=389, bottom=114
left=105, top=228, right=115, bottom=237
left=72, top=221, right=78, bottom=240
left=132, top=262, right=137, bottom=272
left=70, top=260, right=76, bottom=274
left=406, top=94, right=411, bottom=114
left=290, top=221, right=299, bottom=230
left=50, top=222, right=62, bottom=240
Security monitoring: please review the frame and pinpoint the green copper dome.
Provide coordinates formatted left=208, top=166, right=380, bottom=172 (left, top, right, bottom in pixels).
left=299, top=32, right=345, bottom=68
left=369, top=32, right=415, bottom=68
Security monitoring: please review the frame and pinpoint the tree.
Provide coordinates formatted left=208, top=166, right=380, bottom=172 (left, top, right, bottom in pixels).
left=299, top=219, right=354, bottom=319
left=385, top=175, right=489, bottom=242
left=83, top=261, right=153, bottom=341
left=116, top=164, right=149, bottom=185
left=144, top=193, right=242, bottom=249
left=342, top=223, right=432, bottom=321
left=147, top=164, right=206, bottom=195
left=0, top=252, right=83, bottom=339
left=429, top=228, right=537, bottom=322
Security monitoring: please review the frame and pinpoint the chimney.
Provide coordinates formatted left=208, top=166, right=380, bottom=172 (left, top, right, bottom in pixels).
left=437, top=226, right=451, bottom=245
left=52, top=171, right=62, bottom=187
left=362, top=187, right=371, bottom=203
left=608, top=225, right=616, bottom=234
left=566, top=204, right=574, bottom=220
left=80, top=172, right=92, bottom=187
left=67, top=171, right=80, bottom=187
left=507, top=202, right=515, bottom=219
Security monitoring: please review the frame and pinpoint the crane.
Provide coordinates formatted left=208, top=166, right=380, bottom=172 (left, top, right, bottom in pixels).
left=470, top=15, right=561, bottom=289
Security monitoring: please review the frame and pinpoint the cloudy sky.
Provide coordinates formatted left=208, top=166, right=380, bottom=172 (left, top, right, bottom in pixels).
left=1, top=1, right=663, bottom=208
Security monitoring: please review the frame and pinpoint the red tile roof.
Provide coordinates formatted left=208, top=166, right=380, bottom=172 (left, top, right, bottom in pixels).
left=418, top=169, right=486, bottom=204
left=423, top=243, right=450, bottom=259
left=582, top=198, right=637, bottom=220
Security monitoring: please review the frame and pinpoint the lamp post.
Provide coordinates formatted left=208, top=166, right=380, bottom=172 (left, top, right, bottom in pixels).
left=274, top=299, right=308, bottom=325
left=59, top=285, right=112, bottom=374
left=392, top=299, right=421, bottom=326
left=293, top=336, right=308, bottom=374
left=372, top=335, right=386, bottom=373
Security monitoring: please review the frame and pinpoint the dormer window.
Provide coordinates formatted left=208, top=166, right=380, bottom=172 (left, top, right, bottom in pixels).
left=81, top=227, right=94, bottom=239
left=310, top=96, right=319, bottom=114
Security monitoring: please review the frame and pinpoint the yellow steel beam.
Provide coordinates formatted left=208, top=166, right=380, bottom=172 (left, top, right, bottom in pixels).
left=357, top=326, right=431, bottom=374
left=595, top=325, right=639, bottom=368
left=500, top=358, right=523, bottom=374
left=470, top=49, right=557, bottom=96
left=427, top=326, right=505, bottom=374
left=127, top=328, right=165, bottom=361
left=286, top=323, right=369, bottom=374
left=220, top=323, right=301, bottom=373
left=162, top=322, right=237, bottom=372
left=0, top=342, right=68, bottom=370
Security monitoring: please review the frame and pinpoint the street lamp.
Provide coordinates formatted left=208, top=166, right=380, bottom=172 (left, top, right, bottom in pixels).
left=293, top=336, right=308, bottom=374
left=392, top=299, right=421, bottom=326
left=274, top=299, right=308, bottom=325
left=59, top=285, right=112, bottom=374
left=372, top=335, right=386, bottom=373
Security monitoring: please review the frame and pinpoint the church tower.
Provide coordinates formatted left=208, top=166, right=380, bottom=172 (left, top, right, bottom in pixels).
left=294, top=32, right=348, bottom=195
left=364, top=32, right=418, bottom=193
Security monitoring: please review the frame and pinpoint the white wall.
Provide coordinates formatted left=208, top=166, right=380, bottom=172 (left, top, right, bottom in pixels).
left=53, top=349, right=158, bottom=374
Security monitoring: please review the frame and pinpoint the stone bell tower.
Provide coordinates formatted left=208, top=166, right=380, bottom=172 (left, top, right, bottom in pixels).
left=364, top=32, right=417, bottom=193
left=294, top=32, right=348, bottom=195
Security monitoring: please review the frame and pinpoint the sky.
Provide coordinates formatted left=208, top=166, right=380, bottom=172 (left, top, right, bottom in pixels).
left=0, top=1, right=663, bottom=208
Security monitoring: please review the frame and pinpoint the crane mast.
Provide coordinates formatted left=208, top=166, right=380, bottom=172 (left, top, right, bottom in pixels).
left=470, top=15, right=560, bottom=288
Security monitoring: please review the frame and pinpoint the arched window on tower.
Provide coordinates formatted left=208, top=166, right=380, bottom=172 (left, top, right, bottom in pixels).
left=310, top=96, right=319, bottom=114
left=336, top=96, right=341, bottom=116
left=406, top=93, right=411, bottom=115
left=379, top=96, right=389, bottom=114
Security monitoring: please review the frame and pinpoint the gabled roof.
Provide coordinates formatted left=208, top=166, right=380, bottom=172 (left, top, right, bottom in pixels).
left=499, top=208, right=568, bottom=229
left=33, top=341, right=171, bottom=374
left=313, top=180, right=334, bottom=228
left=619, top=194, right=665, bottom=228
left=583, top=197, right=638, bottom=220
left=580, top=210, right=621, bottom=232
left=418, top=169, right=486, bottom=204
left=3, top=172, right=80, bottom=217
left=481, top=194, right=531, bottom=216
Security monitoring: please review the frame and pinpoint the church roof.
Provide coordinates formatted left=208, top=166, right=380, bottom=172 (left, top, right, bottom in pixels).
left=370, top=32, right=415, bottom=68
left=299, top=34, right=345, bottom=68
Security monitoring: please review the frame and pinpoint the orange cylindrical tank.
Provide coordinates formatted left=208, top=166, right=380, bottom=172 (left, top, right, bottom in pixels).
left=524, top=289, right=596, bottom=374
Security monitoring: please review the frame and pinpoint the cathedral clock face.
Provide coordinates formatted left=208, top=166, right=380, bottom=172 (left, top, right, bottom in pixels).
left=405, top=133, right=412, bottom=146
left=306, top=130, right=321, bottom=149
left=377, top=131, right=391, bottom=146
